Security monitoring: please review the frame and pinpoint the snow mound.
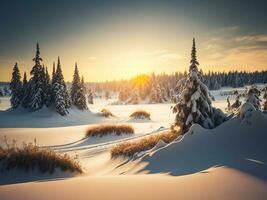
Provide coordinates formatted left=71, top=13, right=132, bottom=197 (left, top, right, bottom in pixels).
left=238, top=102, right=256, bottom=120
left=122, top=111, right=267, bottom=180
left=0, top=106, right=108, bottom=128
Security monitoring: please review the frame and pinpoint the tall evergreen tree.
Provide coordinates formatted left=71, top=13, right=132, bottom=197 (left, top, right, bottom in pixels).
left=21, top=72, right=29, bottom=108
left=23, top=72, right=27, bottom=87
left=28, top=43, right=45, bottom=110
left=70, top=63, right=81, bottom=104
left=52, top=62, right=56, bottom=85
left=173, top=38, right=225, bottom=132
left=44, top=67, right=52, bottom=106
left=52, top=57, right=70, bottom=115
left=189, top=38, right=199, bottom=71
left=70, top=63, right=88, bottom=110
left=10, top=63, right=22, bottom=109
left=77, top=75, right=88, bottom=110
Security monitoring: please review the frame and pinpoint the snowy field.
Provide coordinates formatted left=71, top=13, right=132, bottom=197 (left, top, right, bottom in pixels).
left=0, top=85, right=267, bottom=200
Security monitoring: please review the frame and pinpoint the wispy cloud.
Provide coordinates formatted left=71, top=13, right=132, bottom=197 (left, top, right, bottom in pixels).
left=201, top=30, right=267, bottom=69
left=235, top=34, right=267, bottom=42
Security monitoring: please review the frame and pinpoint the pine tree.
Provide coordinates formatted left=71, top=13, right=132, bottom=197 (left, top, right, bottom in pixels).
left=70, top=64, right=88, bottom=110
left=28, top=43, right=45, bottom=110
left=76, top=75, right=88, bottom=110
left=21, top=72, right=29, bottom=108
left=52, top=62, right=56, bottom=85
left=173, top=38, right=225, bottom=132
left=70, top=63, right=81, bottom=104
left=23, top=72, right=27, bottom=87
left=52, top=57, right=71, bottom=115
left=10, top=63, right=22, bottom=109
left=189, top=38, right=199, bottom=71
left=44, top=67, right=52, bottom=106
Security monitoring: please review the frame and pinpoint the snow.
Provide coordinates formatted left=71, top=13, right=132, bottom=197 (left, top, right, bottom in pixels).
left=1, top=111, right=267, bottom=200
left=0, top=85, right=267, bottom=199
left=117, top=111, right=267, bottom=179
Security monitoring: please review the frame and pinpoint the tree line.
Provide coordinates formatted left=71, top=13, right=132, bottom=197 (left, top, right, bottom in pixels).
left=89, top=69, right=267, bottom=104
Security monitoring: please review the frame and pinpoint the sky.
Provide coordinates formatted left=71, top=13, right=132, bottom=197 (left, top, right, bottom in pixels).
left=0, top=0, right=267, bottom=82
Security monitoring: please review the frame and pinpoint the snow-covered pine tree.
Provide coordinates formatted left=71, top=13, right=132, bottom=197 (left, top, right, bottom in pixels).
left=28, top=43, right=45, bottom=110
left=44, top=67, right=52, bottom=106
left=81, top=76, right=86, bottom=94
left=245, top=86, right=261, bottom=110
left=172, top=38, right=225, bottom=132
left=52, top=62, right=56, bottom=85
left=70, top=63, right=80, bottom=104
left=70, top=63, right=88, bottom=110
left=76, top=75, right=88, bottom=110
left=10, top=63, right=23, bottom=109
left=23, top=72, right=27, bottom=86
left=21, top=72, right=29, bottom=108
left=52, top=57, right=70, bottom=115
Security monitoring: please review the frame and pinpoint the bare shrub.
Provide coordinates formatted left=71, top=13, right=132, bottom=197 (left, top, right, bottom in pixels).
left=86, top=124, right=134, bottom=137
left=0, top=138, right=82, bottom=174
left=100, top=108, right=115, bottom=117
left=130, top=110, right=151, bottom=120
left=111, top=130, right=180, bottom=158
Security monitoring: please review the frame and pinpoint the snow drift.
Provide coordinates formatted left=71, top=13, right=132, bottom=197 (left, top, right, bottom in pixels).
left=121, top=111, right=267, bottom=180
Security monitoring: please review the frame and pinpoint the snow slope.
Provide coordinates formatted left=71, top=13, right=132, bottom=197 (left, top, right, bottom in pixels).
left=115, top=111, right=267, bottom=181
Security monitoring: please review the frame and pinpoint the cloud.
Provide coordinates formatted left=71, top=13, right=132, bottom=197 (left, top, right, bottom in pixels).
left=201, top=31, right=267, bottom=69
left=235, top=34, right=267, bottom=42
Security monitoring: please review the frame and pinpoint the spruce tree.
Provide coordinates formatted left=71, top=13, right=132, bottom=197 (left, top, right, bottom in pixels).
left=70, top=63, right=81, bottom=104
left=28, top=43, right=45, bottom=110
left=10, top=62, right=22, bottom=109
left=52, top=62, right=56, bottom=85
left=70, top=63, right=88, bottom=110
left=52, top=57, right=71, bottom=115
left=76, top=75, right=88, bottom=110
left=21, top=72, right=29, bottom=108
left=23, top=72, right=27, bottom=87
left=44, top=67, right=52, bottom=106
left=173, top=38, right=225, bottom=132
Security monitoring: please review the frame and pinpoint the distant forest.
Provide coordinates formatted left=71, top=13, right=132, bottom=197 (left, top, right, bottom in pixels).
left=86, top=70, right=267, bottom=103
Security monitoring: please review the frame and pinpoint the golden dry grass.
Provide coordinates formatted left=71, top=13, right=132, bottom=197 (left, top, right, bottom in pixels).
left=111, top=130, right=181, bottom=158
left=0, top=140, right=82, bottom=174
left=100, top=108, right=115, bottom=117
left=86, top=124, right=134, bottom=137
left=130, top=110, right=151, bottom=120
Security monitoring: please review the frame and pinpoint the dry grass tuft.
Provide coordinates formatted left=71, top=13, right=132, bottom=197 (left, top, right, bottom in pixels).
left=0, top=137, right=82, bottom=174
left=86, top=124, right=134, bottom=138
left=130, top=110, right=151, bottom=120
left=111, top=130, right=181, bottom=158
left=100, top=108, right=115, bottom=117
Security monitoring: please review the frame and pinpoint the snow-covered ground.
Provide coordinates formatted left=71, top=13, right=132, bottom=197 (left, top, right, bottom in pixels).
left=0, top=85, right=267, bottom=200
